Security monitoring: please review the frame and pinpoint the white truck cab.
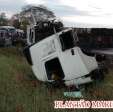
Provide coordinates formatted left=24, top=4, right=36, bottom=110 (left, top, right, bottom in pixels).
left=24, top=20, right=99, bottom=86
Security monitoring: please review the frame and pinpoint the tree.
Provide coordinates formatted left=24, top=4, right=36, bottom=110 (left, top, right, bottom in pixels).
left=0, top=12, right=8, bottom=26
left=20, top=18, right=29, bottom=31
left=10, top=13, right=29, bottom=31
left=12, top=19, right=21, bottom=29
left=20, top=5, right=56, bottom=25
left=10, top=14, right=20, bottom=29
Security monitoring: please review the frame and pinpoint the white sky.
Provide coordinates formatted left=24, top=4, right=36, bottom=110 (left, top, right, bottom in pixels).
left=0, top=0, right=26, bottom=18
left=1, top=0, right=113, bottom=27
left=25, top=0, right=113, bottom=28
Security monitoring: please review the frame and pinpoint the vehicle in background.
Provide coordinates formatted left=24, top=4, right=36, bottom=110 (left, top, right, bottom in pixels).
left=0, top=26, right=25, bottom=47
left=0, top=26, right=15, bottom=46
left=76, top=28, right=113, bottom=50
left=12, top=29, right=26, bottom=46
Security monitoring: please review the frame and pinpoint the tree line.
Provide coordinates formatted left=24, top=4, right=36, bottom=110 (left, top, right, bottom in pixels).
left=0, top=5, right=56, bottom=32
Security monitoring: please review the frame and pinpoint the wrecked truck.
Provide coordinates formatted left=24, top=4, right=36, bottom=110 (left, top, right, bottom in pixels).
left=23, top=20, right=103, bottom=86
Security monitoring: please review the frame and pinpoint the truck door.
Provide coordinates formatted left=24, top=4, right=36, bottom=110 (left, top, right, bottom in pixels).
left=45, top=58, right=65, bottom=80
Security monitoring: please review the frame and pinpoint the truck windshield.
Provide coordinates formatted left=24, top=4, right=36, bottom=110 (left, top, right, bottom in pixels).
left=59, top=30, right=76, bottom=51
left=34, top=21, right=63, bottom=43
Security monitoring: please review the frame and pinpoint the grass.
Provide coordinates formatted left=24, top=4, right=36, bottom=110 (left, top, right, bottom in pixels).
left=0, top=47, right=113, bottom=112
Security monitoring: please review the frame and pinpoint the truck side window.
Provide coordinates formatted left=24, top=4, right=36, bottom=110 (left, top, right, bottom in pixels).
left=59, top=31, right=76, bottom=51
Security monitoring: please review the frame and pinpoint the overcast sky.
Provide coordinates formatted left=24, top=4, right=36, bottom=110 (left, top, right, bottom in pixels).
left=1, top=0, right=113, bottom=27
